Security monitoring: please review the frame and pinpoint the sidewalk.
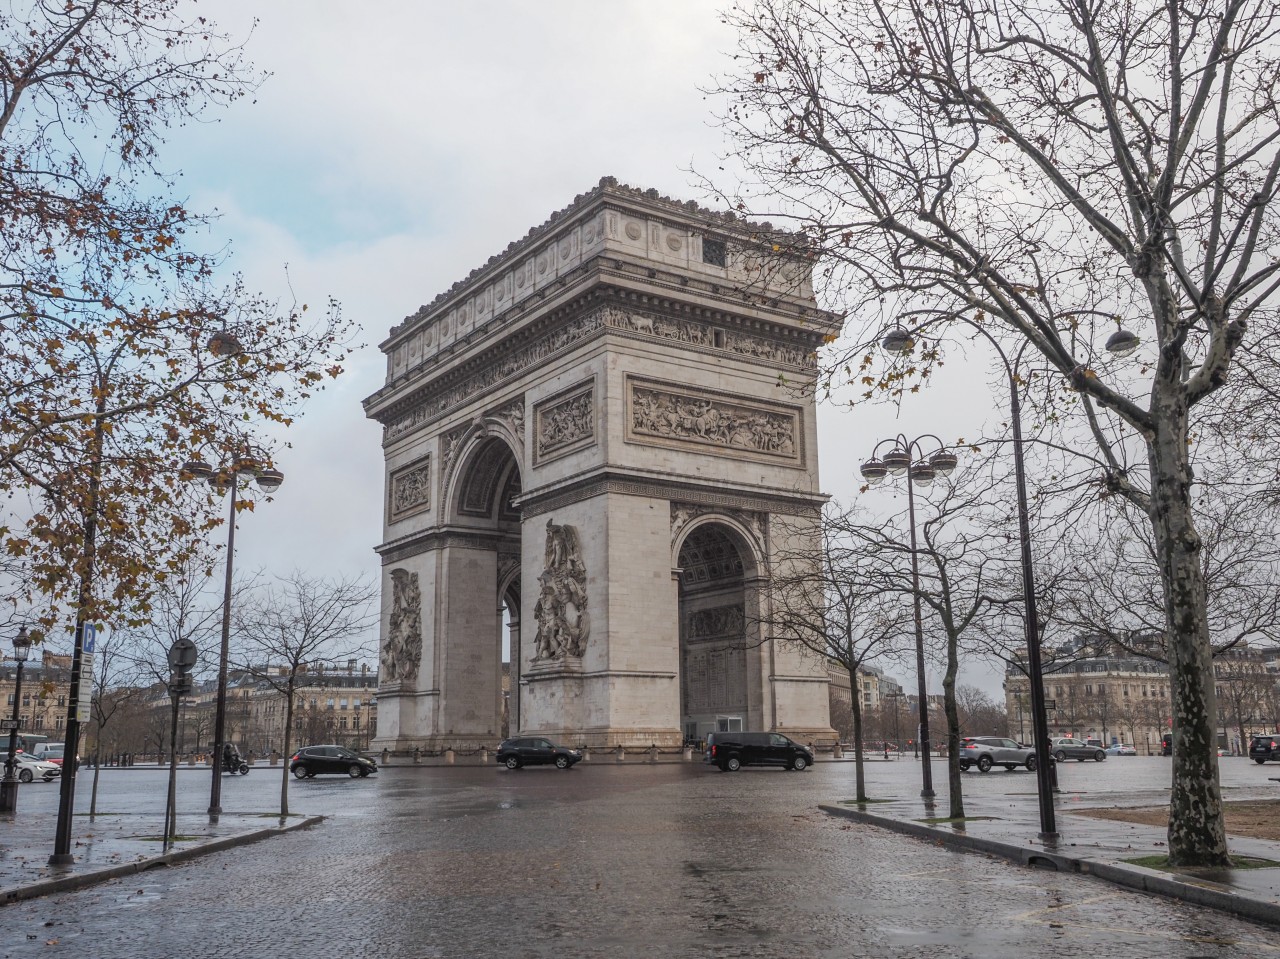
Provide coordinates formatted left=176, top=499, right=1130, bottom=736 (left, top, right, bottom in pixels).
left=0, top=809, right=322, bottom=906
left=822, top=785, right=1280, bottom=928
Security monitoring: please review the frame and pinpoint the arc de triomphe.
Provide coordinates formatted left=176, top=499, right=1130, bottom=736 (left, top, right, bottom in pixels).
left=364, top=178, right=837, bottom=752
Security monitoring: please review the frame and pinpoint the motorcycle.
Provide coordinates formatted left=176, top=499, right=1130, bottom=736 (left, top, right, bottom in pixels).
left=222, top=755, right=250, bottom=775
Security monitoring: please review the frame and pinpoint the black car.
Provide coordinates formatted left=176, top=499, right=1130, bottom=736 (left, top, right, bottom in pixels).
left=496, top=737, right=582, bottom=770
left=290, top=745, right=378, bottom=779
left=1249, top=733, right=1280, bottom=763
left=703, top=731, right=814, bottom=771
left=1161, top=733, right=1173, bottom=756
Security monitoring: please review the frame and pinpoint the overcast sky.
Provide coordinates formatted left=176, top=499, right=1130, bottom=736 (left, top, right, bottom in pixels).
left=161, top=2, right=1001, bottom=697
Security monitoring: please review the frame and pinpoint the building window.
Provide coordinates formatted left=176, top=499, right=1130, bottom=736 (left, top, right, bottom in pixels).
left=57, top=696, right=65, bottom=707
left=339, top=717, right=348, bottom=731
left=702, top=237, right=727, bottom=267
left=33, top=716, right=43, bottom=729
left=1084, top=685, right=1093, bottom=696
left=21, top=694, right=29, bottom=707
left=5, top=695, right=10, bottom=706
left=353, top=715, right=360, bottom=729
left=339, top=699, right=348, bottom=710
left=1122, top=684, right=1129, bottom=696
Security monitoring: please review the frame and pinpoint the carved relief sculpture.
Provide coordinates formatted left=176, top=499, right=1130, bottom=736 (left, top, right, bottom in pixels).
left=388, top=456, right=431, bottom=523
left=381, top=568, right=423, bottom=683
left=535, top=382, right=595, bottom=463
left=630, top=378, right=800, bottom=464
left=532, top=520, right=590, bottom=661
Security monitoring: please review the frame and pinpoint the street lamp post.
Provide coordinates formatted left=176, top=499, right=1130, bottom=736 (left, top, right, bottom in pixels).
left=179, top=450, right=282, bottom=819
left=0, top=628, right=35, bottom=814
left=876, top=318, right=1139, bottom=838
left=860, top=435, right=957, bottom=800
left=886, top=690, right=903, bottom=759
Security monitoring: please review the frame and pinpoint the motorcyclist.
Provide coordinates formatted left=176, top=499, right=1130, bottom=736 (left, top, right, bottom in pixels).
left=222, top=742, right=242, bottom=771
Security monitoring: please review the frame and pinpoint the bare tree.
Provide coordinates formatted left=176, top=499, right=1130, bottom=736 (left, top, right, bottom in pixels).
left=955, top=685, right=1006, bottom=738
left=761, top=507, right=912, bottom=801
left=83, top=631, right=150, bottom=816
left=231, top=573, right=376, bottom=818
left=716, top=0, right=1280, bottom=866
left=834, top=464, right=1017, bottom=819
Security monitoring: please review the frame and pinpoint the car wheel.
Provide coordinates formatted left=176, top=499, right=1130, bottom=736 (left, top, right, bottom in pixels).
left=292, top=765, right=308, bottom=779
left=348, top=765, right=363, bottom=778
left=1053, top=750, right=1066, bottom=762
left=958, top=762, right=970, bottom=771
left=792, top=755, right=808, bottom=772
left=504, top=756, right=521, bottom=770
left=18, top=769, right=33, bottom=783
left=1094, top=750, right=1106, bottom=762
left=977, top=755, right=993, bottom=773
left=1025, top=755, right=1038, bottom=772
left=726, top=756, right=742, bottom=772
left=1255, top=758, right=1266, bottom=764
left=554, top=755, right=570, bottom=769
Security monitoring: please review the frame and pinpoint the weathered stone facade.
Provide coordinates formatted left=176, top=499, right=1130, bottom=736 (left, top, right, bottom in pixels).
left=364, top=177, right=838, bottom=751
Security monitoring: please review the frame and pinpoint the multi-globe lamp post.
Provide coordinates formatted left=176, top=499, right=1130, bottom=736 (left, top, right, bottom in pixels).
left=179, top=447, right=282, bottom=819
left=859, top=436, right=958, bottom=801
left=870, top=318, right=1139, bottom=837
left=0, top=627, right=35, bottom=814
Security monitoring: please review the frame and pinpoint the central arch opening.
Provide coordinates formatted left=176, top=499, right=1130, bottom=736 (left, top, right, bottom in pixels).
left=677, top=523, right=749, bottom=742
left=451, top=437, right=521, bottom=742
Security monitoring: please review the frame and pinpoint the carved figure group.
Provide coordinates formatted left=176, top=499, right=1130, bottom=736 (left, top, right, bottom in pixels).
left=381, top=568, right=423, bottom=683
left=632, top=387, right=795, bottom=456
left=392, top=462, right=430, bottom=516
left=538, top=392, right=593, bottom=455
left=533, top=520, right=590, bottom=661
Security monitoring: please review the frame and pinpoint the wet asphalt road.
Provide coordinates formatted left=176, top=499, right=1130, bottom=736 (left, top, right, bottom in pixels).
left=4, top=756, right=1279, bottom=958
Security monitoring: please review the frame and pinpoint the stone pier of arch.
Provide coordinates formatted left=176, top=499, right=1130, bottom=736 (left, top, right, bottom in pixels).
left=363, top=178, right=839, bottom=753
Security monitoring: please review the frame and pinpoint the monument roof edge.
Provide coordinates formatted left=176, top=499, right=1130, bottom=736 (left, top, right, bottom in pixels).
left=381, top=176, right=799, bottom=349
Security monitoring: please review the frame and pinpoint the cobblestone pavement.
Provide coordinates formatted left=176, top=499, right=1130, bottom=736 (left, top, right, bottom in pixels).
left=2, top=759, right=1279, bottom=958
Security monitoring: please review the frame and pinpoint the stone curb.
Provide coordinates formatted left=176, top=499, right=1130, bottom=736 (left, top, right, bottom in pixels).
left=0, top=815, right=324, bottom=907
left=819, top=804, right=1280, bottom=929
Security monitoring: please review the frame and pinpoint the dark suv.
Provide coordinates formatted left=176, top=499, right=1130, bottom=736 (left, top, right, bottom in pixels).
left=495, top=737, right=582, bottom=770
left=1249, top=734, right=1280, bottom=764
left=703, top=732, right=814, bottom=771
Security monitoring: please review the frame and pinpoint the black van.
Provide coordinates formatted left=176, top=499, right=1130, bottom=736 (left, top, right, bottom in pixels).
left=1160, top=733, right=1173, bottom=756
left=703, top=732, right=814, bottom=771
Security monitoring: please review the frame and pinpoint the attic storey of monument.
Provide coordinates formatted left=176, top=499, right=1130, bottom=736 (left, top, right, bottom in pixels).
left=363, top=178, right=840, bottom=752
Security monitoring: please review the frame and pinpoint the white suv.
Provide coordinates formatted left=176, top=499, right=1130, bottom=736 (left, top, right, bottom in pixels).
left=957, top=736, right=1038, bottom=772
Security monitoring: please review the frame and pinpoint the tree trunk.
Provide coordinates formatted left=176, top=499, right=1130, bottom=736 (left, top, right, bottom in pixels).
left=848, top=665, right=866, bottom=802
left=942, top=632, right=964, bottom=820
left=1149, top=385, right=1229, bottom=867
left=280, top=688, right=294, bottom=820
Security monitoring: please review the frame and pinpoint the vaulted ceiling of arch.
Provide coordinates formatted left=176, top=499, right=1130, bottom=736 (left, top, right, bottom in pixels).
left=678, top=524, right=745, bottom=587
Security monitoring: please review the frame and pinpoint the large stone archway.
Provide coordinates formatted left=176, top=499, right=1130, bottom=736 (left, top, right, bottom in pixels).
left=365, top=178, right=838, bottom=752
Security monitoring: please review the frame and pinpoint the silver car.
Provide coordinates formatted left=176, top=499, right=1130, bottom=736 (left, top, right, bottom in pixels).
left=1052, top=737, right=1107, bottom=762
left=957, top=736, right=1038, bottom=772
